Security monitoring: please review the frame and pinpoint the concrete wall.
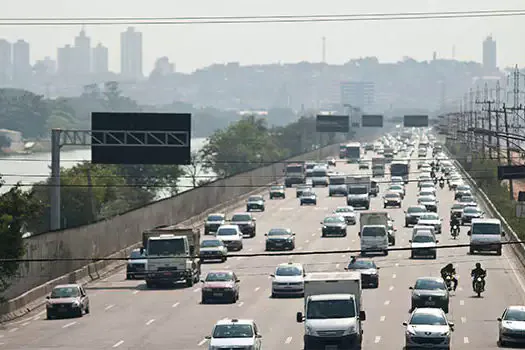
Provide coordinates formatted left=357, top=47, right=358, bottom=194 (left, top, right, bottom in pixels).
left=2, top=143, right=340, bottom=301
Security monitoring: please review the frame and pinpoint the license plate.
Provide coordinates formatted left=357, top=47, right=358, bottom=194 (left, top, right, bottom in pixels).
left=275, top=243, right=283, bottom=246
left=425, top=301, right=435, bottom=306
left=213, top=293, right=223, bottom=297
left=325, top=346, right=338, bottom=350
left=163, top=272, right=171, bottom=276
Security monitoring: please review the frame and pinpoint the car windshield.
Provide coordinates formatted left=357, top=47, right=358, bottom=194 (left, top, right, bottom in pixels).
left=212, top=324, right=254, bottom=338
left=231, top=214, right=251, bottom=221
left=205, top=272, right=233, bottom=282
left=347, top=260, right=375, bottom=269
left=201, top=240, right=222, bottom=248
left=307, top=299, right=356, bottom=319
left=248, top=196, right=262, bottom=202
left=451, top=204, right=463, bottom=210
left=268, top=229, right=290, bottom=236
left=362, top=227, right=385, bottom=237
left=148, top=239, right=185, bottom=256
left=419, top=214, right=439, bottom=220
left=389, top=185, right=402, bottom=190
left=410, top=313, right=447, bottom=326
left=130, top=250, right=145, bottom=259
left=419, top=197, right=435, bottom=203
left=414, top=279, right=445, bottom=290
left=385, top=193, right=400, bottom=198
left=472, top=223, right=501, bottom=235
left=50, top=287, right=80, bottom=298
left=330, top=177, right=345, bottom=185
left=408, top=206, right=426, bottom=213
left=324, top=217, right=345, bottom=224
left=336, top=207, right=354, bottom=213
left=463, top=207, right=480, bottom=214
left=207, top=215, right=224, bottom=222
left=271, top=186, right=283, bottom=190
left=413, top=235, right=435, bottom=243
left=505, top=309, right=525, bottom=321
left=217, top=228, right=238, bottom=236
left=421, top=183, right=434, bottom=187
left=457, top=186, right=470, bottom=191
left=460, top=197, right=475, bottom=203
left=276, top=266, right=302, bottom=276
left=312, top=171, right=327, bottom=177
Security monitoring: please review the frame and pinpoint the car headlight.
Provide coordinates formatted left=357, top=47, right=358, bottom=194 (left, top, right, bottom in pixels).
left=406, top=328, right=416, bottom=336
left=412, top=294, right=421, bottom=299
left=72, top=301, right=80, bottom=307
left=342, top=326, right=357, bottom=335
left=440, top=331, right=450, bottom=336
left=305, top=325, right=316, bottom=336
left=323, top=226, right=327, bottom=229
left=203, top=287, right=212, bottom=292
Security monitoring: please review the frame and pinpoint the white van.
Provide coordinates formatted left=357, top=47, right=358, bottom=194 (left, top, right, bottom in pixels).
left=468, top=218, right=505, bottom=255
left=359, top=225, right=389, bottom=256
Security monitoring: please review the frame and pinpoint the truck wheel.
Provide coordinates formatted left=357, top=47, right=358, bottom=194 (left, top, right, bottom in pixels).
left=282, top=195, right=286, bottom=199
left=146, top=281, right=153, bottom=288
left=269, top=195, right=273, bottom=199
left=496, top=248, right=502, bottom=256
left=469, top=247, right=475, bottom=254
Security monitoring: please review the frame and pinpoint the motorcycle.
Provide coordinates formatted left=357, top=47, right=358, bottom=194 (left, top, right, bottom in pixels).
left=473, top=276, right=485, bottom=297
left=444, top=273, right=454, bottom=291
left=439, top=181, right=445, bottom=189
left=451, top=225, right=459, bottom=239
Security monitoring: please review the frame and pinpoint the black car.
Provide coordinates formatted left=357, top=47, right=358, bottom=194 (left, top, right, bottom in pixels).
left=344, top=259, right=379, bottom=288
left=204, top=213, right=226, bottom=235
left=455, top=189, right=472, bottom=200
left=230, top=213, right=256, bottom=237
left=321, top=215, right=347, bottom=237
left=405, top=205, right=428, bottom=227
left=269, top=185, right=286, bottom=199
left=296, top=185, right=312, bottom=198
left=300, top=191, right=317, bottom=205
left=265, top=228, right=295, bottom=250
left=410, top=277, right=450, bottom=313
left=461, top=206, right=484, bottom=225
left=246, top=195, right=265, bottom=212
left=126, top=248, right=147, bottom=279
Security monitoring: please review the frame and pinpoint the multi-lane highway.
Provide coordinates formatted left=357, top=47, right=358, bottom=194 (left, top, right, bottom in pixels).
left=1, top=144, right=525, bottom=349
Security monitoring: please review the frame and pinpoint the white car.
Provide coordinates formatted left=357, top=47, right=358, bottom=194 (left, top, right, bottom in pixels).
left=498, top=305, right=525, bottom=346
left=388, top=184, right=405, bottom=198
left=391, top=176, right=404, bottom=185
left=417, top=213, right=442, bottom=234
left=403, top=308, right=454, bottom=349
left=271, top=262, right=305, bottom=297
left=410, top=231, right=438, bottom=259
left=206, top=318, right=263, bottom=350
left=200, top=239, right=228, bottom=262
left=215, top=225, right=243, bottom=251
left=419, top=188, right=436, bottom=197
left=333, top=206, right=357, bottom=225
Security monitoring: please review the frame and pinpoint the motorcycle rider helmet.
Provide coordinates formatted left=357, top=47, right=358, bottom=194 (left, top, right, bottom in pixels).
left=475, top=262, right=481, bottom=269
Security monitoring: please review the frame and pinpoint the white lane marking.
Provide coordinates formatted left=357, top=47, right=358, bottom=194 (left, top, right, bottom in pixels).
left=62, top=322, right=76, bottom=329
left=392, top=274, right=397, bottom=279
left=305, top=239, right=310, bottom=243
left=464, top=337, right=469, bottom=344
left=395, top=263, right=399, bottom=267
left=193, top=288, right=201, bottom=293
left=461, top=317, right=467, bottom=323
left=8, top=328, right=18, bottom=333
left=389, top=286, right=394, bottom=291
left=374, top=336, right=381, bottom=343
left=112, top=340, right=124, bottom=348
left=197, top=338, right=208, bottom=346
left=336, top=264, right=340, bottom=268
left=35, top=310, right=45, bottom=318
left=248, top=248, right=253, bottom=252
left=254, top=287, right=260, bottom=292
left=384, top=300, right=390, bottom=305
left=285, top=336, right=293, bottom=344
left=224, top=265, right=230, bottom=269
left=341, top=254, right=346, bottom=258
left=397, top=254, right=403, bottom=258
left=457, top=287, right=463, bottom=292
left=351, top=239, right=355, bottom=243
left=132, top=290, right=139, bottom=295
left=380, top=315, right=386, bottom=322
left=146, top=319, right=155, bottom=326
left=296, top=247, right=303, bottom=250
left=172, top=302, right=180, bottom=308
left=311, top=233, right=316, bottom=237
left=22, top=321, right=30, bottom=326
left=505, top=254, right=525, bottom=297
left=280, top=208, right=294, bottom=211
left=105, top=304, right=114, bottom=311
left=235, top=257, right=242, bottom=261
left=238, top=302, right=244, bottom=307
left=460, top=300, right=465, bottom=306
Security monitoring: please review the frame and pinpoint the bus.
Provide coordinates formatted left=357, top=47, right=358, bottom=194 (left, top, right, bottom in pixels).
left=390, top=161, right=410, bottom=184
left=346, top=142, right=361, bottom=163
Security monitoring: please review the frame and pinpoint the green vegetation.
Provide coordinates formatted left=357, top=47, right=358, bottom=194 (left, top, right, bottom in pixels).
left=0, top=179, right=43, bottom=298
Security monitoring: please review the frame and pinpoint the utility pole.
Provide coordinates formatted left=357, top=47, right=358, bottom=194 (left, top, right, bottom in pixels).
left=476, top=83, right=494, bottom=160
left=503, top=104, right=514, bottom=200
left=496, top=81, right=502, bottom=164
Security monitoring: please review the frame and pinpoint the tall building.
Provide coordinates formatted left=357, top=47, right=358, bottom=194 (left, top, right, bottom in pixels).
left=12, top=40, right=31, bottom=85
left=340, top=81, right=375, bottom=112
left=92, top=43, right=109, bottom=74
left=74, top=28, right=91, bottom=75
left=0, top=39, right=12, bottom=85
left=120, top=27, right=143, bottom=79
left=483, top=35, right=497, bottom=71
left=57, top=44, right=76, bottom=78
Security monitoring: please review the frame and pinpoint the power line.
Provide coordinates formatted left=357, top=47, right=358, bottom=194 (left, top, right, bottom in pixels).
left=0, top=10, right=524, bottom=26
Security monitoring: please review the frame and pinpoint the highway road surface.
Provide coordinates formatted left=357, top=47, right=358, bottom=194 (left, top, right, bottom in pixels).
left=1, top=145, right=525, bottom=349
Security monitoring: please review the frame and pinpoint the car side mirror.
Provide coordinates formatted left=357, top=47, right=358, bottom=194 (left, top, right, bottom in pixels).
left=46, top=296, right=50, bottom=299
left=376, top=267, right=380, bottom=270
left=320, top=222, right=323, bottom=225
left=358, top=232, right=361, bottom=236
left=436, top=240, right=439, bottom=243
left=256, top=334, right=262, bottom=338
left=497, top=317, right=502, bottom=322
left=296, top=312, right=304, bottom=323
left=359, top=311, right=366, bottom=321
left=449, top=322, right=455, bottom=330
left=402, top=321, right=408, bottom=326
left=205, top=336, right=211, bottom=339
left=408, top=240, right=412, bottom=243
left=344, top=267, right=348, bottom=271
left=292, top=233, right=296, bottom=236
left=264, top=234, right=268, bottom=236
left=270, top=274, right=275, bottom=277
left=253, top=218, right=256, bottom=221
left=467, top=230, right=471, bottom=236
left=236, top=279, right=240, bottom=282
left=200, top=280, right=205, bottom=283
left=502, top=231, right=506, bottom=237
left=409, top=286, right=413, bottom=290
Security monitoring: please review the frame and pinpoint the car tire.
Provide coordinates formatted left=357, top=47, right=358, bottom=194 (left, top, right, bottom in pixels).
left=146, top=281, right=154, bottom=288
left=126, top=273, right=132, bottom=280
left=221, top=256, right=227, bottom=262
left=46, top=312, right=52, bottom=320
left=271, top=292, right=276, bottom=298
left=496, top=248, right=502, bottom=256
left=469, top=247, right=475, bottom=255
left=201, top=297, right=207, bottom=304
left=443, top=306, right=449, bottom=313
left=261, top=207, right=265, bottom=212
left=270, top=195, right=273, bottom=199
left=300, top=202, right=303, bottom=206
left=186, top=278, right=194, bottom=287
left=77, top=308, right=83, bottom=317
left=392, top=239, right=396, bottom=246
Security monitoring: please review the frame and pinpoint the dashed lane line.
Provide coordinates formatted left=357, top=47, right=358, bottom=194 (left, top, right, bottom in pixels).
left=224, top=265, right=231, bottom=269
left=193, top=288, right=201, bottom=293
left=8, top=328, right=18, bottom=333
left=461, top=317, right=467, bottom=323
left=336, top=264, right=340, bottom=269
left=238, top=302, right=244, bottom=307
left=112, top=340, right=124, bottom=348
left=384, top=300, right=390, bottom=305
left=285, top=336, right=293, bottom=344
left=62, top=322, right=76, bottom=329
left=296, top=247, right=303, bottom=250
left=311, top=233, right=316, bottom=237
left=464, top=337, right=469, bottom=344
left=146, top=319, right=155, bottom=326
left=254, top=287, right=260, bottom=292
left=172, top=302, right=180, bottom=308
left=392, top=273, right=397, bottom=279
left=248, top=248, right=253, bottom=252
left=305, top=239, right=310, bottom=243
left=197, top=338, right=208, bottom=346
left=380, top=316, right=386, bottom=322
left=132, top=290, right=139, bottom=295
left=395, top=263, right=399, bottom=267
left=459, top=300, right=465, bottom=306
left=105, top=304, right=114, bottom=311
left=21, top=321, right=30, bottom=327
left=388, top=286, right=394, bottom=291
left=374, top=336, right=381, bottom=343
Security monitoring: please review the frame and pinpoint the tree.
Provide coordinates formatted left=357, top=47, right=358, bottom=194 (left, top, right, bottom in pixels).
left=0, top=89, right=50, bottom=138
left=0, top=184, right=44, bottom=299
left=115, top=164, right=184, bottom=198
left=184, top=150, right=205, bottom=188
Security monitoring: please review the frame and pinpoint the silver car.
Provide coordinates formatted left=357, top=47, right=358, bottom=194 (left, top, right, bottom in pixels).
left=498, top=305, right=525, bottom=346
left=333, top=206, right=357, bottom=224
left=404, top=308, right=454, bottom=349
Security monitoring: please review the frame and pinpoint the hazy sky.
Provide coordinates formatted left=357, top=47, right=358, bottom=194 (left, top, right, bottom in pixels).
left=1, top=0, right=524, bottom=73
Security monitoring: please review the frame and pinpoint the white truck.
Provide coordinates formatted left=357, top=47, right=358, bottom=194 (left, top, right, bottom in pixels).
left=372, top=157, right=385, bottom=177
left=142, top=226, right=201, bottom=288
left=284, top=162, right=306, bottom=187
left=359, top=211, right=389, bottom=256
left=346, top=176, right=371, bottom=209
left=296, top=272, right=366, bottom=350
left=468, top=218, right=506, bottom=255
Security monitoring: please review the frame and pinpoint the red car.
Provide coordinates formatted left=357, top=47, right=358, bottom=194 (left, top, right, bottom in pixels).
left=201, top=271, right=240, bottom=304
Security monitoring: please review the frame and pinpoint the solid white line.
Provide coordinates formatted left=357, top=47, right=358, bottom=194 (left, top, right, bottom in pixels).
left=335, top=264, right=340, bottom=268
left=146, top=319, right=155, bottom=326
left=197, top=338, right=208, bottom=346
left=461, top=317, right=467, bottom=323
left=172, top=302, right=180, bottom=308
left=384, top=300, right=390, bottom=305
left=248, top=248, right=253, bottom=252
left=254, top=287, right=260, bottom=292
left=35, top=310, right=45, bottom=317
left=22, top=321, right=30, bottom=326
left=464, top=336, right=469, bottom=344
left=62, top=322, right=76, bottom=329
left=374, top=336, right=381, bottom=343
left=238, top=302, right=244, bottom=307
left=392, top=274, right=397, bottom=279
left=132, top=290, right=139, bottom=295
left=8, top=328, right=18, bottom=333
left=296, top=247, right=303, bottom=250
left=460, top=300, right=465, bottom=306
left=105, top=304, right=114, bottom=311
left=380, top=315, right=386, bottom=322
left=505, top=253, right=525, bottom=298
left=305, top=239, right=310, bottom=243
left=285, top=336, right=293, bottom=344
left=112, top=340, right=124, bottom=348
left=389, top=286, right=394, bottom=291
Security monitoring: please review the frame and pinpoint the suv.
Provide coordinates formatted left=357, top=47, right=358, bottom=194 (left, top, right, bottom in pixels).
left=230, top=213, right=257, bottom=237
left=206, top=318, right=263, bottom=349
left=246, top=195, right=265, bottom=212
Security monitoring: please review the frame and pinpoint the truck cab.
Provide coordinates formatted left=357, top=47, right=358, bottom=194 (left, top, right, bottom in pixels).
left=359, top=225, right=389, bottom=256
left=468, top=218, right=505, bottom=255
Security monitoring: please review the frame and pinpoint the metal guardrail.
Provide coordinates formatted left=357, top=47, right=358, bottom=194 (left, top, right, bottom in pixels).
left=445, top=147, right=525, bottom=266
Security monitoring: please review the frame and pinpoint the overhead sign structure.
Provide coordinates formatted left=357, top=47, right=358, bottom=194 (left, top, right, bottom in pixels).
left=361, top=115, right=383, bottom=127
left=404, top=115, right=429, bottom=127
left=316, top=115, right=349, bottom=132
left=497, top=165, right=525, bottom=180
left=91, top=112, right=191, bottom=165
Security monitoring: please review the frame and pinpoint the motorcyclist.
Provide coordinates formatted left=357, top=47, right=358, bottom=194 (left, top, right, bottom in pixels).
left=440, top=263, right=458, bottom=291
left=439, top=176, right=445, bottom=183
left=471, top=262, right=487, bottom=291
left=450, top=215, right=460, bottom=232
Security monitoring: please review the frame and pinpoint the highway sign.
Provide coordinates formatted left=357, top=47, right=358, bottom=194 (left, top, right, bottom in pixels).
left=316, top=115, right=349, bottom=132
